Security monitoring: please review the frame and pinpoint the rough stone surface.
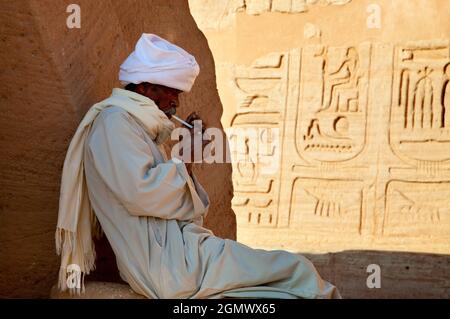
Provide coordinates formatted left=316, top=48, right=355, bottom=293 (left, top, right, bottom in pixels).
left=307, top=250, right=450, bottom=299
left=189, top=0, right=450, bottom=255
left=0, top=0, right=235, bottom=298
left=50, top=282, right=145, bottom=299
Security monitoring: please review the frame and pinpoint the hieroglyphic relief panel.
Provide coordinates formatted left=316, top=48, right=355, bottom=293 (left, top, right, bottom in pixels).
left=228, top=41, right=450, bottom=252
left=228, top=52, right=290, bottom=228
left=190, top=0, right=450, bottom=253
left=282, top=44, right=374, bottom=239
left=230, top=45, right=373, bottom=238
left=383, top=40, right=450, bottom=239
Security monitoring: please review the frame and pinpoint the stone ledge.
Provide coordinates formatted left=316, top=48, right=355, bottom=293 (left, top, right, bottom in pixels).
left=50, top=282, right=146, bottom=299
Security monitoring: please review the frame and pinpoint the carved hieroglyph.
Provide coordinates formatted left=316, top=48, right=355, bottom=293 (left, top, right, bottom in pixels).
left=229, top=52, right=287, bottom=228
left=297, top=44, right=371, bottom=163
left=390, top=40, right=450, bottom=172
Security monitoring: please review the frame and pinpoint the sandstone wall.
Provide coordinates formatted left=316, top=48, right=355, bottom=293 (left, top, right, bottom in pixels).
left=0, top=0, right=235, bottom=298
left=189, top=0, right=450, bottom=254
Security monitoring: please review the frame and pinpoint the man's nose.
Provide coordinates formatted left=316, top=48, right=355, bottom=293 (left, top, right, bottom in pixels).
left=170, top=98, right=179, bottom=108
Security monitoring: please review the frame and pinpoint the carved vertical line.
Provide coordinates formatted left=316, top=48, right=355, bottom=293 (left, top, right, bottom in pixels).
left=277, top=49, right=301, bottom=228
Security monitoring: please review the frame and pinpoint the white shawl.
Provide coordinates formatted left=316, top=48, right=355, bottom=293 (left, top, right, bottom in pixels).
left=55, top=88, right=175, bottom=293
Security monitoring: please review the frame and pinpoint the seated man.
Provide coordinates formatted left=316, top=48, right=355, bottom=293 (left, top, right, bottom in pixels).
left=55, top=33, right=340, bottom=299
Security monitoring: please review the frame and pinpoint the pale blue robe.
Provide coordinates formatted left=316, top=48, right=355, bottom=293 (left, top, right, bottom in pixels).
left=83, top=106, right=341, bottom=299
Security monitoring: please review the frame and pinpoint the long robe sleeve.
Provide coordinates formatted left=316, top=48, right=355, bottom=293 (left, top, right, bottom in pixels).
left=86, top=110, right=209, bottom=221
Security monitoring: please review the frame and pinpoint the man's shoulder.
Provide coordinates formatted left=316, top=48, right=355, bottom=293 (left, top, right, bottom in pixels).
left=87, top=106, right=143, bottom=145
left=95, top=106, right=134, bottom=128
left=98, top=105, right=129, bottom=119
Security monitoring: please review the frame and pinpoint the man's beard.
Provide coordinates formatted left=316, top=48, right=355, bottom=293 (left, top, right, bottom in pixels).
left=164, top=107, right=177, bottom=118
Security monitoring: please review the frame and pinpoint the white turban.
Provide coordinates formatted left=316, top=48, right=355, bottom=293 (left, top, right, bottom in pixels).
left=119, top=33, right=200, bottom=92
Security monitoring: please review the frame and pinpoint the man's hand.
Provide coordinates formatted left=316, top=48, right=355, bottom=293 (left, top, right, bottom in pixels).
left=182, top=112, right=210, bottom=175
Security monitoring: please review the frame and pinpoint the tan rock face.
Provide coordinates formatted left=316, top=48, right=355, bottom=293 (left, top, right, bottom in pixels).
left=189, top=0, right=352, bottom=30
left=189, top=0, right=450, bottom=254
left=0, top=0, right=235, bottom=298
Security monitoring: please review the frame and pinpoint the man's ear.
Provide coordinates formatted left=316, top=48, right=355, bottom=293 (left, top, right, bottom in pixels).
left=134, top=83, right=146, bottom=95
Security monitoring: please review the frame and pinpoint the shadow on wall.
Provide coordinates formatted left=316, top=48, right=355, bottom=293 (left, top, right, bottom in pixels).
left=303, top=250, right=450, bottom=299
left=0, top=0, right=235, bottom=298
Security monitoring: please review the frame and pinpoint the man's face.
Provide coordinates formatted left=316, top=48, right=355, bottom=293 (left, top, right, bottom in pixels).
left=137, top=83, right=182, bottom=118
